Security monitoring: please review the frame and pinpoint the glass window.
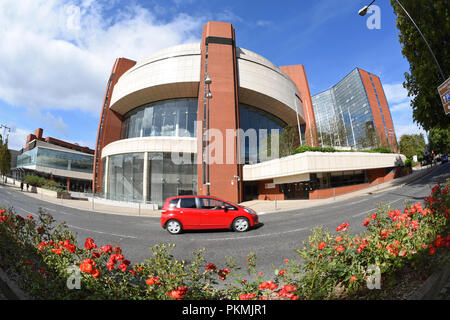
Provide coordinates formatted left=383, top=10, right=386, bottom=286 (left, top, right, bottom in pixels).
left=168, top=198, right=179, bottom=208
left=121, top=98, right=198, bottom=139
left=179, top=197, right=197, bottom=209
left=199, top=198, right=227, bottom=210
left=239, top=104, right=286, bottom=164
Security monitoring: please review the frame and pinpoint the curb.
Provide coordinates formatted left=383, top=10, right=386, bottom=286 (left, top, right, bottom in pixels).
left=408, top=265, right=450, bottom=300
left=0, top=267, right=28, bottom=300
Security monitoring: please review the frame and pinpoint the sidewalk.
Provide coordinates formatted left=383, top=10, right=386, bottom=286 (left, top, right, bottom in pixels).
left=0, top=164, right=439, bottom=218
left=241, top=164, right=439, bottom=214
left=0, top=182, right=162, bottom=218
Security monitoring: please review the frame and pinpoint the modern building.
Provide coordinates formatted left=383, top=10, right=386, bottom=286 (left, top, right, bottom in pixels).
left=312, top=68, right=398, bottom=151
left=94, top=21, right=405, bottom=207
left=13, top=128, right=94, bottom=192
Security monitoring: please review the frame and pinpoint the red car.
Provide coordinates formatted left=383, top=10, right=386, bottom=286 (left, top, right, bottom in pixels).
left=160, top=195, right=259, bottom=235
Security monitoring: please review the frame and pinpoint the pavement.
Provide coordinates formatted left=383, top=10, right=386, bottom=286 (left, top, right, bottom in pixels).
left=0, top=163, right=439, bottom=219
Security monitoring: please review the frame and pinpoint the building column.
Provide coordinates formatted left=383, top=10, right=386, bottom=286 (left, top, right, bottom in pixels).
left=143, top=152, right=149, bottom=202
left=196, top=21, right=241, bottom=203
left=104, top=156, right=109, bottom=196
left=66, top=177, right=70, bottom=192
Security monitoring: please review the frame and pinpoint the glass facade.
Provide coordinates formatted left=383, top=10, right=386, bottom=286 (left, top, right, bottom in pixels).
left=16, top=147, right=93, bottom=173
left=120, top=98, right=198, bottom=139
left=312, top=68, right=385, bottom=149
left=105, top=152, right=196, bottom=207
left=107, top=153, right=144, bottom=201
left=239, top=104, right=286, bottom=164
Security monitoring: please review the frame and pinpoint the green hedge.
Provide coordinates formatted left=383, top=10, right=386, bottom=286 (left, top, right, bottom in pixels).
left=292, top=145, right=394, bottom=155
left=23, top=174, right=67, bottom=193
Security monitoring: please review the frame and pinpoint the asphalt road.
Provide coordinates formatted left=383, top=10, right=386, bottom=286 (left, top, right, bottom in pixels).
left=0, top=163, right=449, bottom=279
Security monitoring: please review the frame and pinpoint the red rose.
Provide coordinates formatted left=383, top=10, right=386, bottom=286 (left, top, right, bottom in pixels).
left=91, top=269, right=100, bottom=278
left=84, top=238, right=97, bottom=250
left=79, top=262, right=93, bottom=274
left=205, top=263, right=216, bottom=272
left=318, top=241, right=326, bottom=250
left=100, top=245, right=112, bottom=254
left=336, top=222, right=350, bottom=232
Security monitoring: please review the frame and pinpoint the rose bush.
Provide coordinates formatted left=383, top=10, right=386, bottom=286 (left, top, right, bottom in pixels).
left=0, top=180, right=448, bottom=300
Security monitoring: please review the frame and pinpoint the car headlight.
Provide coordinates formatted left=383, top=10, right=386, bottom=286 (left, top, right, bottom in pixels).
left=244, top=208, right=257, bottom=215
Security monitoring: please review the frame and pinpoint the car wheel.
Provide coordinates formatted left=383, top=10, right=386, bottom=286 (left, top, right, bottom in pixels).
left=232, top=217, right=249, bottom=232
left=166, top=219, right=182, bottom=235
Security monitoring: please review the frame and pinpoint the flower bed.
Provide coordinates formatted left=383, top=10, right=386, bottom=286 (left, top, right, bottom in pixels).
left=0, top=181, right=448, bottom=300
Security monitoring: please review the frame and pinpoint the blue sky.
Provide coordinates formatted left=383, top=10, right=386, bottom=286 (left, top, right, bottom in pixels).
left=0, top=0, right=425, bottom=150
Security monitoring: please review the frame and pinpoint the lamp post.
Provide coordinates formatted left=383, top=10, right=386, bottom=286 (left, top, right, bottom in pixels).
left=204, top=75, right=212, bottom=196
left=359, top=0, right=446, bottom=81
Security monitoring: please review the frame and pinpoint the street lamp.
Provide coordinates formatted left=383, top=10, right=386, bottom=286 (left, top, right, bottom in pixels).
left=204, top=75, right=212, bottom=196
left=358, top=0, right=375, bottom=16
left=359, top=0, right=446, bottom=81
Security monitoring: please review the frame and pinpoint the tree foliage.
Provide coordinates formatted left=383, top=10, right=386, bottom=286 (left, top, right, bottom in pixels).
left=0, top=134, right=11, bottom=178
left=428, top=127, right=450, bottom=155
left=399, top=133, right=426, bottom=160
left=390, top=0, right=449, bottom=130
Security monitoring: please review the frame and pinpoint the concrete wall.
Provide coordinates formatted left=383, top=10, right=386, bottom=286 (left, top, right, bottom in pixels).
left=243, top=151, right=406, bottom=182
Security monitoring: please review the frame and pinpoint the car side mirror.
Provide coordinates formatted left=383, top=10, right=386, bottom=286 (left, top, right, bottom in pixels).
left=221, top=205, right=228, bottom=212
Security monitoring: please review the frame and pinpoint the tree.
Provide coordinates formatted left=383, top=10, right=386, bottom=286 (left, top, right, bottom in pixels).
left=428, top=127, right=450, bottom=155
left=390, top=0, right=449, bottom=130
left=399, top=133, right=426, bottom=160
left=278, top=125, right=300, bottom=157
left=0, top=134, right=11, bottom=181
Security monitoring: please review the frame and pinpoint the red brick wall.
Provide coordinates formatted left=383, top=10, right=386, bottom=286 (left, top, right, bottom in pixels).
left=257, top=180, right=284, bottom=200
left=309, top=167, right=401, bottom=200
left=371, top=74, right=398, bottom=152
left=280, top=65, right=318, bottom=147
left=93, top=57, right=136, bottom=193
left=358, top=69, right=388, bottom=148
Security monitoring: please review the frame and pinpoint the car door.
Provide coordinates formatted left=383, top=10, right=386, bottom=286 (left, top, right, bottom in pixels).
left=177, top=197, right=201, bottom=228
left=197, top=197, right=231, bottom=229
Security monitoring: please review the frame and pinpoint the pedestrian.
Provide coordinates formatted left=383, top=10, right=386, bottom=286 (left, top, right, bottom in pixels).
left=20, top=182, right=24, bottom=191
left=26, top=183, right=29, bottom=192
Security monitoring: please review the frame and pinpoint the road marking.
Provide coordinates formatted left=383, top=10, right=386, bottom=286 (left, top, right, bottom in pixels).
left=198, top=226, right=308, bottom=241
left=67, top=224, right=138, bottom=239
left=352, top=198, right=404, bottom=218
left=15, top=206, right=39, bottom=218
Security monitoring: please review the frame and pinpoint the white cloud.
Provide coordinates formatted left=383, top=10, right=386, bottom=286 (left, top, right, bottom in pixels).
left=394, top=123, right=427, bottom=141
left=3, top=126, right=30, bottom=151
left=390, top=101, right=411, bottom=113
left=383, top=83, right=410, bottom=104
left=382, top=82, right=426, bottom=140
left=256, top=20, right=272, bottom=27
left=0, top=0, right=203, bottom=116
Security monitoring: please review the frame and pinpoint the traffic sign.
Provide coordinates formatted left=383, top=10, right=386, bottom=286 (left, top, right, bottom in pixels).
left=437, top=77, right=450, bottom=116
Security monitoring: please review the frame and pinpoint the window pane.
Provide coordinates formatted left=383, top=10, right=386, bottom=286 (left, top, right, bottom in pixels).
left=199, top=198, right=226, bottom=209
left=179, top=197, right=197, bottom=208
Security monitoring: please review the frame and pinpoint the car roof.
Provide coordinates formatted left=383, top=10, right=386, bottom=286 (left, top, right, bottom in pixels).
left=166, top=195, right=222, bottom=200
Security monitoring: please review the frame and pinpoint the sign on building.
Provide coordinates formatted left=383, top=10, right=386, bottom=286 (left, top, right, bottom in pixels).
left=437, top=77, right=450, bottom=116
